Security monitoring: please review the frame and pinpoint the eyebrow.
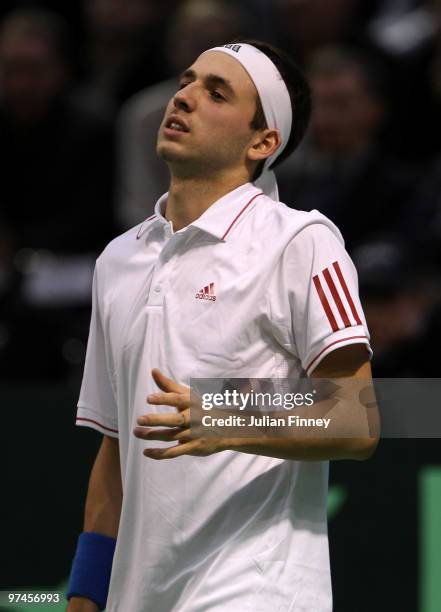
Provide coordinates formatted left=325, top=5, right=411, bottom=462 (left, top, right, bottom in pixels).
left=179, top=69, right=237, bottom=98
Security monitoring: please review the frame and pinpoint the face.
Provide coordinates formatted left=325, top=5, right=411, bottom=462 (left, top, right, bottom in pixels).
left=156, top=51, right=261, bottom=178
left=0, top=33, right=65, bottom=122
left=310, top=66, right=383, bottom=154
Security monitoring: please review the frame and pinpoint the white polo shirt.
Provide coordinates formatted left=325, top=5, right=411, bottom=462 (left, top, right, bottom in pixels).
left=77, top=182, right=371, bottom=612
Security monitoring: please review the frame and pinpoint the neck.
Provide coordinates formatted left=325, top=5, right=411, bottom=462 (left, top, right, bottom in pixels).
left=164, top=169, right=252, bottom=231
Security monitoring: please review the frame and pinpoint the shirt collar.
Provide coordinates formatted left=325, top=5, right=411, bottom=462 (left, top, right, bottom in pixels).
left=137, top=182, right=264, bottom=241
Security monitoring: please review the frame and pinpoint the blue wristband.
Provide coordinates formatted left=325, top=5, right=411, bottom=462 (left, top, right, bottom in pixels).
left=67, top=532, right=117, bottom=610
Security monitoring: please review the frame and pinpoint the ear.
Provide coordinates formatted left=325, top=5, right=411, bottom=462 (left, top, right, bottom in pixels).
left=247, top=128, right=282, bottom=164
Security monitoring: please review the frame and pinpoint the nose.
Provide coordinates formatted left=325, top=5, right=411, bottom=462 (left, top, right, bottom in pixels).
left=173, top=83, right=196, bottom=113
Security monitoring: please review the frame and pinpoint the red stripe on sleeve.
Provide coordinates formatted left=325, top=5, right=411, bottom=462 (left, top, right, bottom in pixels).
left=323, top=267, right=351, bottom=328
left=333, top=261, right=362, bottom=325
left=306, top=335, right=369, bottom=372
left=313, top=275, right=339, bottom=332
left=76, top=417, right=118, bottom=434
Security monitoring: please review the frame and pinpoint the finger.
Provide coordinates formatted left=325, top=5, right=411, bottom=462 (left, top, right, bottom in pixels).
left=146, top=391, right=189, bottom=410
left=134, top=427, right=192, bottom=442
left=137, top=412, right=186, bottom=427
left=151, top=368, right=188, bottom=394
left=143, top=440, right=199, bottom=460
left=133, top=426, right=160, bottom=440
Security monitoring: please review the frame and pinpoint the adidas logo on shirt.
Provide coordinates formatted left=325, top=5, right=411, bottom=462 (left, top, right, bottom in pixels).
left=195, top=283, right=216, bottom=302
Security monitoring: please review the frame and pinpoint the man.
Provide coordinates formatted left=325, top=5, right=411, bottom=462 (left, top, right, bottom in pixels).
left=0, top=8, right=114, bottom=381
left=67, top=41, right=378, bottom=611
left=0, top=8, right=115, bottom=254
left=276, top=45, right=418, bottom=253
left=116, top=0, right=248, bottom=227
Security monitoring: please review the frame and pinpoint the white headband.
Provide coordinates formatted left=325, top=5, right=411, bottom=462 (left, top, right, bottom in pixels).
left=203, top=43, right=292, bottom=200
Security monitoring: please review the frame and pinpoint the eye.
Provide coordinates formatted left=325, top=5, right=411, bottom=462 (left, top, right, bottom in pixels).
left=210, top=90, right=225, bottom=102
left=178, top=81, right=190, bottom=90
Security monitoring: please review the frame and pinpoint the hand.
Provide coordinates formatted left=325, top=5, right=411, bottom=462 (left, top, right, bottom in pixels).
left=67, top=597, right=99, bottom=611
left=133, top=368, right=225, bottom=459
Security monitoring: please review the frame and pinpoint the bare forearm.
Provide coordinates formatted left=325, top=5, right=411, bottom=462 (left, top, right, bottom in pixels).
left=223, top=380, right=379, bottom=461
left=84, top=435, right=122, bottom=537
left=224, top=435, right=377, bottom=461
left=67, top=436, right=122, bottom=612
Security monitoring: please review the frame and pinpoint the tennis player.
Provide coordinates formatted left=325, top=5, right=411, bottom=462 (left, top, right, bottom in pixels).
left=67, top=40, right=378, bottom=611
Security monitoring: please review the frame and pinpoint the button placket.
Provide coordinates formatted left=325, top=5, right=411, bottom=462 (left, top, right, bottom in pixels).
left=146, top=232, right=185, bottom=306
left=164, top=231, right=194, bottom=287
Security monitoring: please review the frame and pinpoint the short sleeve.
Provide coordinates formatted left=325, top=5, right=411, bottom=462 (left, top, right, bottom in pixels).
left=76, top=264, right=119, bottom=437
left=282, top=223, right=372, bottom=375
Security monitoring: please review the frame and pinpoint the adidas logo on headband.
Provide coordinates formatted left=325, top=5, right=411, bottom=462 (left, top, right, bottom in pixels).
left=223, top=44, right=242, bottom=53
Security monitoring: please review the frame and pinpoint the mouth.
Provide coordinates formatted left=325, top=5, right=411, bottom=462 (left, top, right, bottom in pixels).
left=165, top=115, right=190, bottom=133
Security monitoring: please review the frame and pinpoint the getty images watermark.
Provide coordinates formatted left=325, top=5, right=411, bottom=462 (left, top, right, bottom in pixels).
left=190, top=377, right=380, bottom=440
left=200, top=387, right=332, bottom=430
left=190, top=378, right=441, bottom=439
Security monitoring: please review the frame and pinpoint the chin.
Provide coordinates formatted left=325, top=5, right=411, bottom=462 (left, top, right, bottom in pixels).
left=157, top=142, right=194, bottom=167
left=156, top=142, right=179, bottom=162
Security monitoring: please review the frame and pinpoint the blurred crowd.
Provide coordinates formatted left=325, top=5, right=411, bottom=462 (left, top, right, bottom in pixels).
left=0, top=0, right=441, bottom=382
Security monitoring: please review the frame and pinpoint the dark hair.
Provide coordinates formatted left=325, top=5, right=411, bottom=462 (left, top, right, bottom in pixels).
left=231, top=39, right=312, bottom=178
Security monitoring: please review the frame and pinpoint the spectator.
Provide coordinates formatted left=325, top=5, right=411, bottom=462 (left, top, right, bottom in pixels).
left=0, top=7, right=115, bottom=254
left=400, top=154, right=441, bottom=265
left=74, top=0, right=180, bottom=118
left=272, top=0, right=380, bottom=65
left=116, top=0, right=248, bottom=227
left=276, top=46, right=420, bottom=251
left=367, top=0, right=441, bottom=159
left=0, top=8, right=115, bottom=381
left=352, top=238, right=440, bottom=377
